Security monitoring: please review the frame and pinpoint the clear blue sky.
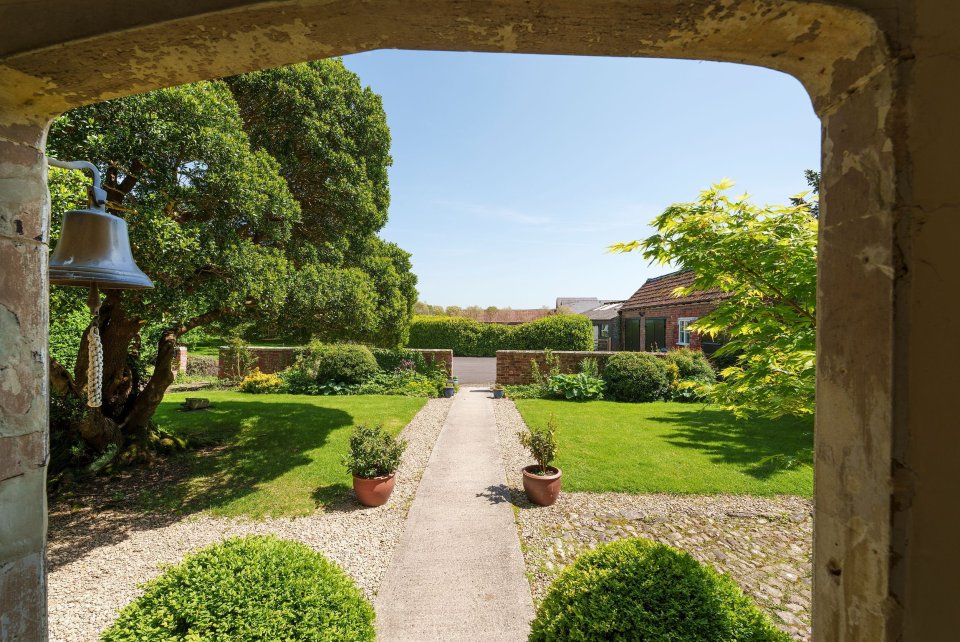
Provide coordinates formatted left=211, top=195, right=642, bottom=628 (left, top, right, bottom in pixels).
left=342, top=51, right=820, bottom=309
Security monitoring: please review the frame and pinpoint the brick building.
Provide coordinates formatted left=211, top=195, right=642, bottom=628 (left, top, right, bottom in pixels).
left=618, top=270, right=728, bottom=353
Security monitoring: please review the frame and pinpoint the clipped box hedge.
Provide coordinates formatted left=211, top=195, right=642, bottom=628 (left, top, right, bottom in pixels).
left=530, top=537, right=790, bottom=642
left=102, top=535, right=375, bottom=641
left=406, top=314, right=592, bottom=356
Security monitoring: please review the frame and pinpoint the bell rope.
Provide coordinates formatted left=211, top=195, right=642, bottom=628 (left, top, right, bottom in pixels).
left=85, top=284, right=103, bottom=408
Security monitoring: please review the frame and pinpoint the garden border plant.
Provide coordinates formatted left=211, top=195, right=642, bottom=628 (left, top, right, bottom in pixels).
left=529, top=537, right=791, bottom=642
left=101, top=535, right=375, bottom=641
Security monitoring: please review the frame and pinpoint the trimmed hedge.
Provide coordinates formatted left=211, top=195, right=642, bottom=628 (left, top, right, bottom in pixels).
left=406, top=314, right=592, bottom=356
left=529, top=538, right=790, bottom=642
left=509, top=315, right=593, bottom=352
left=102, top=536, right=375, bottom=641
left=602, top=352, right=671, bottom=402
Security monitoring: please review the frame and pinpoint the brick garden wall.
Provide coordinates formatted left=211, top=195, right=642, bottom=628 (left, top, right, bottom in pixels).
left=218, top=346, right=453, bottom=379
left=496, top=350, right=617, bottom=385
left=416, top=349, right=453, bottom=375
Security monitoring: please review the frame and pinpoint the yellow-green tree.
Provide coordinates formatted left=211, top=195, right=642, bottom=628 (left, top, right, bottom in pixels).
left=611, top=179, right=817, bottom=417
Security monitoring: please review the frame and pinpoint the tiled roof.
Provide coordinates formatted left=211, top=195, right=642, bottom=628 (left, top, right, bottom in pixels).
left=621, top=270, right=727, bottom=310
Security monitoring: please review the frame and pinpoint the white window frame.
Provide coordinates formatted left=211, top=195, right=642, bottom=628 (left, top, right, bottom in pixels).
left=677, top=317, right=697, bottom=346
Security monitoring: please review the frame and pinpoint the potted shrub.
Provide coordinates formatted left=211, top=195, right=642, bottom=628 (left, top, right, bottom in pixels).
left=518, top=415, right=562, bottom=506
left=442, top=382, right=456, bottom=398
left=342, top=424, right=407, bottom=507
left=492, top=384, right=505, bottom=399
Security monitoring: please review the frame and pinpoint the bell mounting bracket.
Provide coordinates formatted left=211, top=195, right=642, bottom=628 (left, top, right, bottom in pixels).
left=48, top=158, right=108, bottom=211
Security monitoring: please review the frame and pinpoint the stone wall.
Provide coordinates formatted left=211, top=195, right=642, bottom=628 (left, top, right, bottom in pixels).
left=496, top=350, right=619, bottom=385
left=218, top=346, right=453, bottom=378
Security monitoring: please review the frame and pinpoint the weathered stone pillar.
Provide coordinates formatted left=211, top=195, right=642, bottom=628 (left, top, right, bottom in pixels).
left=0, top=118, right=49, bottom=640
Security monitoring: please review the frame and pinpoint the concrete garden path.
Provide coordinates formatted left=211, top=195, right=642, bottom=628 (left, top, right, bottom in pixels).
left=375, top=387, right=534, bottom=641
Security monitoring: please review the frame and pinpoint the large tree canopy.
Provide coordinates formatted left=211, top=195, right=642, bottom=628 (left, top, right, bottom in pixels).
left=611, top=180, right=817, bottom=417
left=47, top=60, right=416, bottom=460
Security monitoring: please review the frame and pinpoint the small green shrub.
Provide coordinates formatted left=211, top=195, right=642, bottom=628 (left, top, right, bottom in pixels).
left=578, top=357, right=599, bottom=378
left=547, top=372, right=605, bottom=401
left=295, top=342, right=380, bottom=385
left=664, top=348, right=716, bottom=402
left=369, top=347, right=428, bottom=373
left=101, top=535, right=375, bottom=642
left=503, top=384, right=547, bottom=400
left=529, top=538, right=790, bottom=642
left=222, top=337, right=257, bottom=380
left=602, top=352, right=671, bottom=402
left=238, top=369, right=286, bottom=394
left=356, top=369, right=444, bottom=397
left=665, top=347, right=716, bottom=383
left=342, top=424, right=407, bottom=478
left=519, top=415, right=558, bottom=474
left=185, top=354, right=219, bottom=376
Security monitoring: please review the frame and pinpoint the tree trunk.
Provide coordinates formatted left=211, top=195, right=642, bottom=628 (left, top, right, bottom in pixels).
left=120, top=328, right=178, bottom=441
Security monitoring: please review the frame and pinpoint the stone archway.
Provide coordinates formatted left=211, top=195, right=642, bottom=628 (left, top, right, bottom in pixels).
left=1, top=2, right=957, bottom=640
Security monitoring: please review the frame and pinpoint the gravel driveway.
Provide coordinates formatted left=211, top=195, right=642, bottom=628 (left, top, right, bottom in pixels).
left=47, top=398, right=452, bottom=642
left=493, top=399, right=813, bottom=641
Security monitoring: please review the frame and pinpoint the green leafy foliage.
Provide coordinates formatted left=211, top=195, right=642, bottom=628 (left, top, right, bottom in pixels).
left=342, top=424, right=407, bottom=478
left=292, top=342, right=380, bottom=386
left=369, top=347, right=429, bottom=373
left=406, top=314, right=592, bottom=356
left=547, top=373, right=605, bottom=401
left=529, top=538, right=790, bottom=642
left=665, top=348, right=716, bottom=402
left=222, top=337, right=257, bottom=380
left=45, top=59, right=416, bottom=455
left=602, top=352, right=671, bottom=402
left=503, top=384, right=547, bottom=400
left=509, top=314, right=593, bottom=352
left=611, top=180, right=816, bottom=417
left=101, top=535, right=375, bottom=641
left=238, top=369, right=286, bottom=394
left=519, top=415, right=558, bottom=475
left=406, top=315, right=511, bottom=356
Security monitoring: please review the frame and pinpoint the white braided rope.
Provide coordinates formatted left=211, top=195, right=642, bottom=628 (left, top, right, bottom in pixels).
left=87, top=323, right=103, bottom=408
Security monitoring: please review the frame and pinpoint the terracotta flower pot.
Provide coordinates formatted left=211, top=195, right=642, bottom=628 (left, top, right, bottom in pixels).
left=353, top=473, right=396, bottom=507
left=522, top=465, right=562, bottom=506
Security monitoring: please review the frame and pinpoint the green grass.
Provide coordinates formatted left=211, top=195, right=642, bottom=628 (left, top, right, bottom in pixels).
left=148, top=391, right=425, bottom=518
left=185, top=338, right=298, bottom=357
left=514, top=400, right=813, bottom=496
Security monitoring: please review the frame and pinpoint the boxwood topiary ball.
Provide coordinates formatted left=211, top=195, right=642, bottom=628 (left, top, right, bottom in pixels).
left=529, top=537, right=791, bottom=642
left=102, top=535, right=375, bottom=642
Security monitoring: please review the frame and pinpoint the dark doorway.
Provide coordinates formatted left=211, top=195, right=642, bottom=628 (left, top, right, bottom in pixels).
left=624, top=317, right=641, bottom=351
left=645, top=317, right=666, bottom=351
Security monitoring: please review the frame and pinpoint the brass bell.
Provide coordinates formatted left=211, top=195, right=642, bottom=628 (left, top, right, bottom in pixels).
left=48, top=159, right=153, bottom=290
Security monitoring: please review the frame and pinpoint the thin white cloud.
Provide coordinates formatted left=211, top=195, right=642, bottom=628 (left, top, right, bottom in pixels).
left=435, top=199, right=551, bottom=225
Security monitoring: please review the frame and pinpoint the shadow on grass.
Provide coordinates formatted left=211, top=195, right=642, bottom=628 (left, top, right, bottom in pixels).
left=144, top=400, right=355, bottom=515
left=48, top=399, right=356, bottom=569
left=651, top=408, right=814, bottom=480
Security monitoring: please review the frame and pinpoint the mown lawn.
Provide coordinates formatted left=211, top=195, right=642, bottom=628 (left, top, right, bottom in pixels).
left=514, top=400, right=813, bottom=496
left=185, top=338, right=296, bottom=357
left=147, top=391, right=425, bottom=518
